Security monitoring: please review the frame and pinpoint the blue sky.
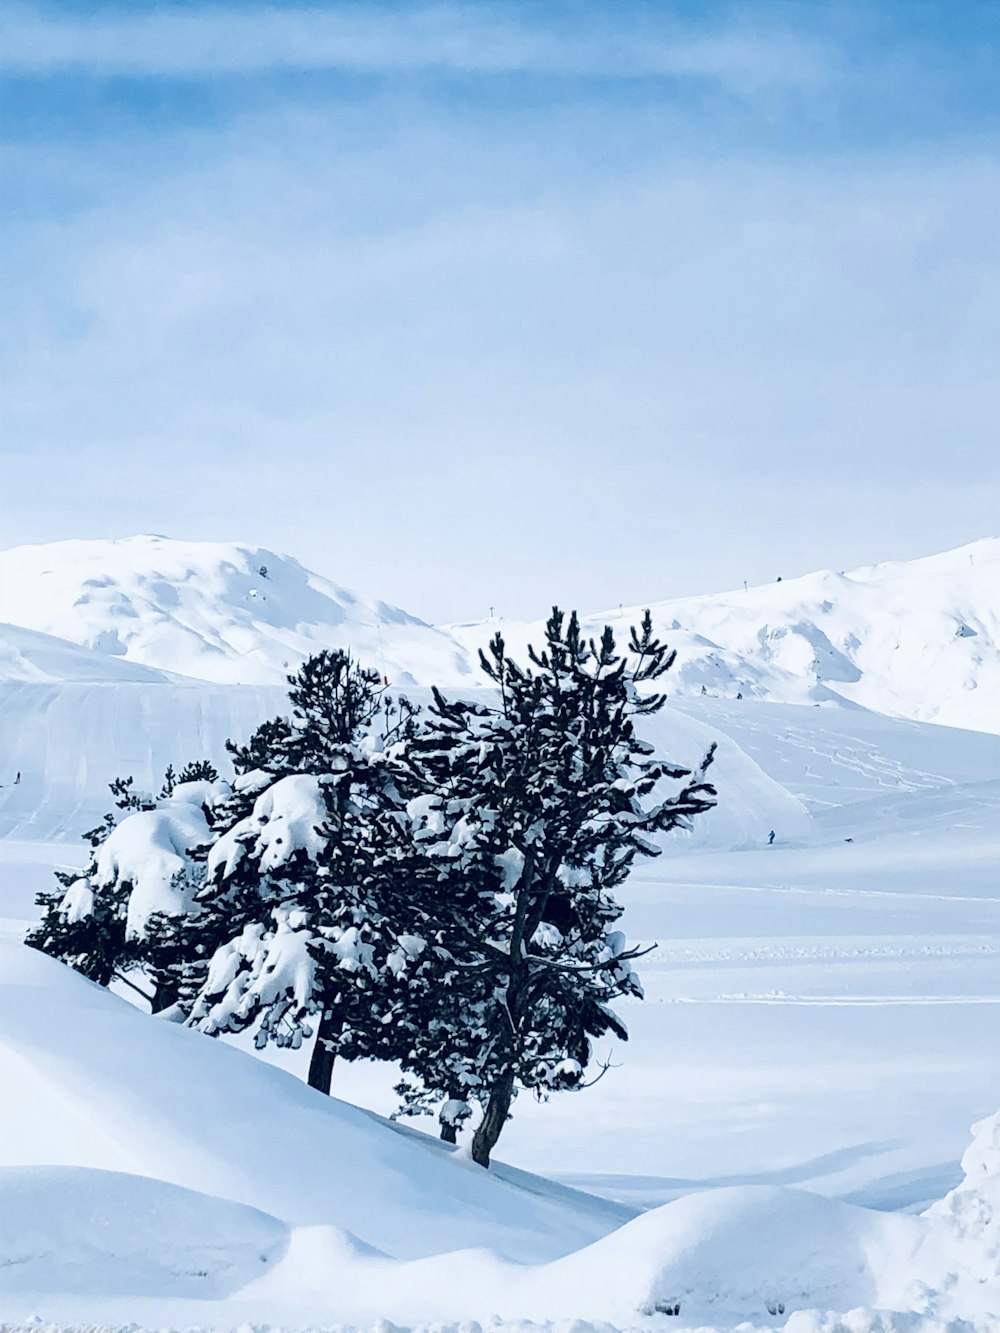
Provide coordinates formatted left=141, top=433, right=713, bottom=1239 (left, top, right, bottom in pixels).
left=2, top=2, right=998, bottom=622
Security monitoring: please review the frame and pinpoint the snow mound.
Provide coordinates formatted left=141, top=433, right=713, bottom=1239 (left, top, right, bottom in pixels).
left=957, top=1110, right=1000, bottom=1183
left=451, top=538, right=1000, bottom=734
left=920, top=1112, right=1000, bottom=1321
left=2, top=938, right=1000, bottom=1327
left=547, top=1185, right=922, bottom=1324
left=0, top=1165, right=286, bottom=1299
left=0, top=535, right=473, bottom=687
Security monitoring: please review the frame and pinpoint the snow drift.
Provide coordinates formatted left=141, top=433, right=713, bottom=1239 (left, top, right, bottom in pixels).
left=3, top=1113, right=999, bottom=1328
left=0, top=936, right=631, bottom=1264
left=0, top=1165, right=286, bottom=1299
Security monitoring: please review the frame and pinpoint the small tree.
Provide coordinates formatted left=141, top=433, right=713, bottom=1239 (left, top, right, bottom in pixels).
left=26, top=770, right=213, bottom=1008
left=391, top=609, right=717, bottom=1166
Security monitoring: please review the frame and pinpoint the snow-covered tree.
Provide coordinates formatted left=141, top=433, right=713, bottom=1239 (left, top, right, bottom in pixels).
left=27, top=765, right=225, bottom=1010
left=185, top=650, right=420, bottom=1093
left=389, top=609, right=717, bottom=1166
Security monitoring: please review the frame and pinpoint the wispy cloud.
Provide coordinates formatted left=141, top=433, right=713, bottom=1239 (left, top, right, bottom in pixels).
left=0, top=2, right=831, bottom=89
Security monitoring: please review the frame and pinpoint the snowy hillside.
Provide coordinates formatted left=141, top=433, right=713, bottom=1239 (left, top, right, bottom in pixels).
left=3, top=538, right=1000, bottom=1329
left=0, top=536, right=473, bottom=687
left=3, top=935, right=1000, bottom=1327
left=450, top=538, right=1000, bottom=733
left=0, top=680, right=286, bottom=841
left=0, top=937, right=629, bottom=1264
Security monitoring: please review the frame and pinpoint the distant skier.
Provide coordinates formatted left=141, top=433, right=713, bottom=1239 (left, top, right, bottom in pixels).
left=767, top=829, right=775, bottom=845
left=13, top=771, right=20, bottom=785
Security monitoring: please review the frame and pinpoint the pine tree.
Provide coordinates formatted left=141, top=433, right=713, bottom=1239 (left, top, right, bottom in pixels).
left=186, top=650, right=420, bottom=1094
left=27, top=775, right=162, bottom=997
left=27, top=767, right=221, bottom=1010
left=390, top=609, right=717, bottom=1167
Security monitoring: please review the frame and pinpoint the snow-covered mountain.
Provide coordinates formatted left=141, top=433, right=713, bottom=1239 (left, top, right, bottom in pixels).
left=0, top=534, right=997, bottom=731
left=0, top=536, right=473, bottom=688
left=450, top=538, right=1000, bottom=733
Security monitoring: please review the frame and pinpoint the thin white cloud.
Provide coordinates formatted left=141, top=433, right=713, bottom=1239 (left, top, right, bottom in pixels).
left=0, top=2, right=830, bottom=88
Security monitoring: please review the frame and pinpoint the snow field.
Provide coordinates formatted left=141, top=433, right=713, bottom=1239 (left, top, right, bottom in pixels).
left=2, top=1132, right=1000, bottom=1326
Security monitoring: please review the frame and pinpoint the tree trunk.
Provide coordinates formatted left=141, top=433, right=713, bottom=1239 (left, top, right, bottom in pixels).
left=471, top=1070, right=516, bottom=1167
left=149, top=975, right=180, bottom=1015
left=440, top=1121, right=458, bottom=1144
left=307, top=1010, right=339, bottom=1094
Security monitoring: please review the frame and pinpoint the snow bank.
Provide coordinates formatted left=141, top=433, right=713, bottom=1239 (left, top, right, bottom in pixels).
left=0, top=1165, right=286, bottom=1299
left=918, top=1112, right=1000, bottom=1323
left=543, top=1185, right=922, bottom=1324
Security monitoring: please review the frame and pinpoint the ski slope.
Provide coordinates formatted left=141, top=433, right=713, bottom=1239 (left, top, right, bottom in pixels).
left=0, top=679, right=286, bottom=841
